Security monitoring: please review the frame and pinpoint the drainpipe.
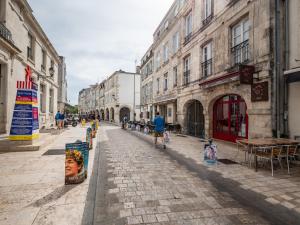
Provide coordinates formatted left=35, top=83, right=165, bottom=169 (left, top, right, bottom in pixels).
left=283, top=0, right=289, bottom=136
left=274, top=0, right=281, bottom=138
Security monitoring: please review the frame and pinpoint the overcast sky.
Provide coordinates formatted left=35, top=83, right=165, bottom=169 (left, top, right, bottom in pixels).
left=28, top=0, right=174, bottom=105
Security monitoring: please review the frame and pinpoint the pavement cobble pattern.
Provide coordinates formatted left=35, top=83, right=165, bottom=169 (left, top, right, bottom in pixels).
left=94, top=125, right=271, bottom=225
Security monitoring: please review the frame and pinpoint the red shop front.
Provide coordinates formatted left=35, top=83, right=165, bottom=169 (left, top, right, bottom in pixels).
left=213, top=95, right=248, bottom=142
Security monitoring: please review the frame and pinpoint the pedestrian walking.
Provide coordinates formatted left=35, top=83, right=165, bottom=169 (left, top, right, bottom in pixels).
left=59, top=111, right=65, bottom=129
left=55, top=111, right=61, bottom=129
left=153, top=112, right=166, bottom=149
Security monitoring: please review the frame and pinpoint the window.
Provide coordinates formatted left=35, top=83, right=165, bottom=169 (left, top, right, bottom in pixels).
left=172, top=32, right=179, bottom=53
left=183, top=56, right=191, bottom=85
left=168, top=108, right=172, bottom=117
left=185, top=12, right=192, bottom=43
left=49, top=89, right=54, bottom=113
left=173, top=66, right=178, bottom=87
left=202, top=42, right=213, bottom=77
left=163, top=43, right=169, bottom=63
left=157, top=78, right=160, bottom=94
left=164, top=73, right=168, bottom=91
left=203, top=0, right=213, bottom=24
left=231, top=19, right=250, bottom=65
left=41, top=49, right=46, bottom=71
left=155, top=51, right=161, bottom=69
left=27, top=33, right=35, bottom=61
left=40, top=83, right=46, bottom=113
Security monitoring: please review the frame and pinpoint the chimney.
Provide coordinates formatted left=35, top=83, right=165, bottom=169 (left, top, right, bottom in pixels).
left=136, top=66, right=141, bottom=74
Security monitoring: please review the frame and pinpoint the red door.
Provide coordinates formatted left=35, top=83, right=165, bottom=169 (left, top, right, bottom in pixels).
left=213, top=95, right=248, bottom=142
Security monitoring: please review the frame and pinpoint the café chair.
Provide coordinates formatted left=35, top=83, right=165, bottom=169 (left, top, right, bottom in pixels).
left=255, top=145, right=283, bottom=176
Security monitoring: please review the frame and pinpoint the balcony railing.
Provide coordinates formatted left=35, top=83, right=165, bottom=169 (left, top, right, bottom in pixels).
left=0, top=23, right=13, bottom=43
left=201, top=58, right=213, bottom=77
left=183, top=70, right=190, bottom=85
left=231, top=40, right=249, bottom=65
left=184, top=33, right=192, bottom=45
left=202, top=14, right=213, bottom=26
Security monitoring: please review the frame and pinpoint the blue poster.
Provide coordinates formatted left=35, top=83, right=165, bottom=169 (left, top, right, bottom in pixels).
left=13, top=111, right=32, bottom=119
left=14, top=104, right=32, bottom=111
left=10, top=126, right=33, bottom=135
left=65, top=142, right=88, bottom=185
left=12, top=118, right=32, bottom=126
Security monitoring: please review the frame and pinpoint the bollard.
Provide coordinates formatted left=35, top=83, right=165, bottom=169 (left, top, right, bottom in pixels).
left=86, top=127, right=93, bottom=150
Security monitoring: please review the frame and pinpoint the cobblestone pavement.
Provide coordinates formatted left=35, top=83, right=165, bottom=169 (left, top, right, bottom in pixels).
left=91, top=124, right=291, bottom=225
left=0, top=126, right=98, bottom=225
left=130, top=129, right=300, bottom=214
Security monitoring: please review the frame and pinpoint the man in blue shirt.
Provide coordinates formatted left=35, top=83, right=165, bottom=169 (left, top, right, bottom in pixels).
left=153, top=112, right=166, bottom=149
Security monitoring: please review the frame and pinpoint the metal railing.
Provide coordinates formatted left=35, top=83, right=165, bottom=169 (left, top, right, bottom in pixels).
left=184, top=33, right=192, bottom=45
left=183, top=70, right=190, bottom=85
left=202, top=14, right=213, bottom=26
left=231, top=40, right=249, bottom=65
left=201, top=59, right=213, bottom=77
left=0, top=23, right=13, bottom=43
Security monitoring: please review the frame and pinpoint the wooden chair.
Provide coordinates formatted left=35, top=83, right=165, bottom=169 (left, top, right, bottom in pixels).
left=255, top=145, right=283, bottom=176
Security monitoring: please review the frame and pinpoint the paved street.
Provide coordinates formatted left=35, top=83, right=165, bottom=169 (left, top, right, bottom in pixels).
left=0, top=126, right=98, bottom=225
left=88, top=124, right=300, bottom=225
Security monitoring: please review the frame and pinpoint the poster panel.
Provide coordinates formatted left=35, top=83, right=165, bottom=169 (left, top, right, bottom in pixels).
left=65, top=143, right=86, bottom=185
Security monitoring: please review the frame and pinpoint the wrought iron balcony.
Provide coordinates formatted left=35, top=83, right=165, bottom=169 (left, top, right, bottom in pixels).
left=201, top=58, right=213, bottom=77
left=0, top=23, right=13, bottom=43
left=202, top=14, right=213, bottom=26
left=183, top=70, right=190, bottom=85
left=184, top=33, right=192, bottom=45
left=231, top=40, right=249, bottom=65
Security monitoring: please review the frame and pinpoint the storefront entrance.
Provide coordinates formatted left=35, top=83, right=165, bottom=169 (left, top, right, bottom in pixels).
left=213, top=95, right=248, bottom=142
left=186, top=100, right=205, bottom=138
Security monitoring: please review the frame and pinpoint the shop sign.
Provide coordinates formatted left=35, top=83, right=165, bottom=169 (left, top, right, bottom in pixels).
left=251, top=81, right=269, bottom=102
left=239, top=65, right=254, bottom=84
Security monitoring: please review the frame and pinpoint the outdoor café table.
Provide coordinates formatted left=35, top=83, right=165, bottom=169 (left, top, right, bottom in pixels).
left=237, top=138, right=299, bottom=172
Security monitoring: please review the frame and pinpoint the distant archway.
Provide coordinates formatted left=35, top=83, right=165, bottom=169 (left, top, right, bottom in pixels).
left=105, top=108, right=109, bottom=121
left=184, top=100, right=205, bottom=138
left=119, top=107, right=130, bottom=122
left=110, top=107, right=115, bottom=121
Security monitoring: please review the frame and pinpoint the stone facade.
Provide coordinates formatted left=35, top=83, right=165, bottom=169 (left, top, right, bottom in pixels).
left=0, top=0, right=61, bottom=133
left=57, top=56, right=68, bottom=112
left=78, top=70, right=141, bottom=124
left=284, top=0, right=300, bottom=139
left=140, top=0, right=278, bottom=141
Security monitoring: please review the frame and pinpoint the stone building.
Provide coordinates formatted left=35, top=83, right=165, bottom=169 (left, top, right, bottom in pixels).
left=101, top=70, right=141, bottom=123
left=78, top=70, right=141, bottom=124
left=141, top=0, right=284, bottom=142
left=140, top=45, right=154, bottom=123
left=57, top=56, right=68, bottom=112
left=0, top=0, right=61, bottom=133
left=283, top=0, right=300, bottom=139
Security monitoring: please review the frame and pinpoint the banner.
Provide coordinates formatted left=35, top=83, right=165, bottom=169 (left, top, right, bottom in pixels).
left=9, top=88, right=39, bottom=140
left=65, top=142, right=89, bottom=184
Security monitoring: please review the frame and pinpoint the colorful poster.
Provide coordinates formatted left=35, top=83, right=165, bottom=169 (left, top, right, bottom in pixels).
left=9, top=88, right=39, bottom=141
left=65, top=143, right=86, bottom=185
left=86, top=128, right=93, bottom=149
left=81, top=142, right=89, bottom=178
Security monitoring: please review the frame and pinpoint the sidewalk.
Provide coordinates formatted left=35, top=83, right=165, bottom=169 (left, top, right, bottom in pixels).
left=0, top=126, right=99, bottom=225
left=129, top=129, right=300, bottom=214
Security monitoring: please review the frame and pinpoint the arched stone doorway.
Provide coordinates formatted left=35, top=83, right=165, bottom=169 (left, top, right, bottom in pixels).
left=213, top=94, right=248, bottom=142
left=119, top=107, right=130, bottom=122
left=110, top=107, right=115, bottom=121
left=100, top=109, right=104, bottom=120
left=105, top=108, right=109, bottom=121
left=185, top=100, right=205, bottom=138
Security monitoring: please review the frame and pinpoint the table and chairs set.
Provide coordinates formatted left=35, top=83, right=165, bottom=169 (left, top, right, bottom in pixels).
left=236, top=138, right=300, bottom=176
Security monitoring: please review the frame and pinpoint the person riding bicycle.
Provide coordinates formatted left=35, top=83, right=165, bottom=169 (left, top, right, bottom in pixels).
left=153, top=112, right=166, bottom=149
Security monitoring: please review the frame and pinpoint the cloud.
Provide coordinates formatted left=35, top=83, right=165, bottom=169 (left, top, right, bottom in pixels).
left=28, top=0, right=174, bottom=104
